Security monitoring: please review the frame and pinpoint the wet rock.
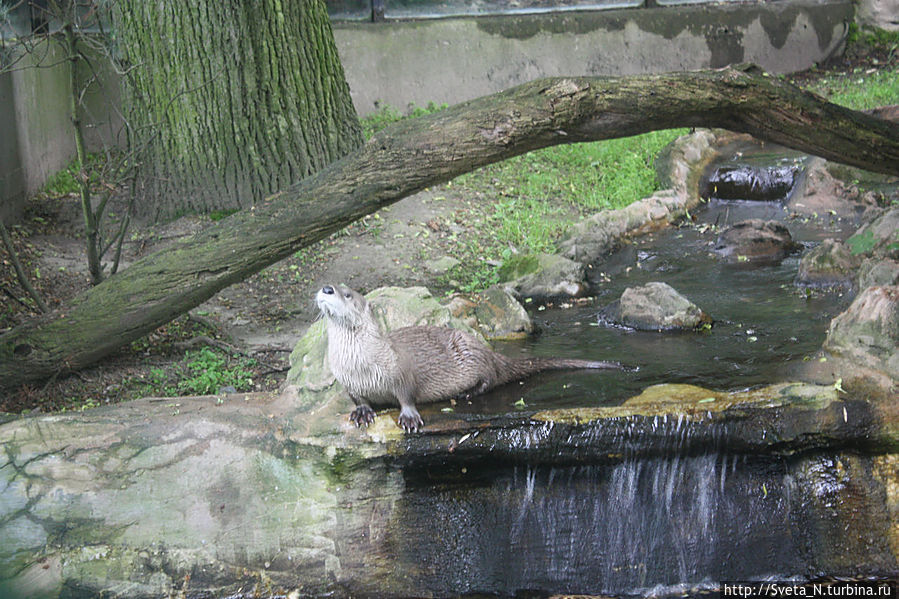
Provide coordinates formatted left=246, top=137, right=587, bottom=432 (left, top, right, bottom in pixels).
left=602, top=282, right=711, bottom=331
left=1, top=378, right=897, bottom=598
left=796, top=239, right=859, bottom=289
left=655, top=129, right=754, bottom=199
left=846, top=206, right=899, bottom=260
left=702, top=163, right=799, bottom=202
left=792, top=453, right=898, bottom=575
left=713, top=219, right=800, bottom=263
left=787, top=157, right=883, bottom=221
left=824, top=285, right=899, bottom=383
left=859, top=258, right=899, bottom=289
left=872, top=454, right=899, bottom=560
left=474, top=285, right=534, bottom=339
left=558, top=189, right=686, bottom=263
left=446, top=285, right=535, bottom=340
left=499, top=252, right=588, bottom=299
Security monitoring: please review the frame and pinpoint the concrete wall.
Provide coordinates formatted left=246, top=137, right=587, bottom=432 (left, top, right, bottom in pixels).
left=0, top=39, right=122, bottom=224
left=0, top=66, right=26, bottom=224
left=1, top=0, right=855, bottom=222
left=333, top=0, right=854, bottom=115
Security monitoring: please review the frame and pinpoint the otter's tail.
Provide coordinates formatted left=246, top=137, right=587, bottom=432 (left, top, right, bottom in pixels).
left=495, top=356, right=622, bottom=387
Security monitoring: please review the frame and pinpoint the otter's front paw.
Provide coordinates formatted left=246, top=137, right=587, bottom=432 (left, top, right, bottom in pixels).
left=350, top=405, right=376, bottom=427
left=397, top=407, right=424, bottom=433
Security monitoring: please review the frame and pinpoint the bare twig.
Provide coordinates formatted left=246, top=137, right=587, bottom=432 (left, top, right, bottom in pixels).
left=1, top=284, right=30, bottom=309
left=0, top=220, right=49, bottom=313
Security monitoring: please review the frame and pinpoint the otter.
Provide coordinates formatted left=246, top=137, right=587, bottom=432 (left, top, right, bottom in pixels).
left=316, top=284, right=621, bottom=433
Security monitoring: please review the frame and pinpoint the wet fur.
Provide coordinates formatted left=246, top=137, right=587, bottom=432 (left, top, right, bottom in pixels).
left=316, top=284, right=619, bottom=432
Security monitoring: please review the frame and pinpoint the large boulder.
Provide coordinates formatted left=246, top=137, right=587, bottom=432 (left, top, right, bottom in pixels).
left=796, top=239, right=859, bottom=289
left=601, top=282, right=712, bottom=331
left=824, top=285, right=899, bottom=384
left=713, top=219, right=800, bottom=263
left=846, top=207, right=899, bottom=260
left=787, top=157, right=883, bottom=221
left=1, top=380, right=897, bottom=598
left=859, top=259, right=899, bottom=289
left=498, top=252, right=588, bottom=300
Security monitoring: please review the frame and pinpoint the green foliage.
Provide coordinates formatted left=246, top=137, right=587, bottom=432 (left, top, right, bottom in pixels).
left=806, top=68, right=899, bottom=111
left=179, top=347, right=255, bottom=395
left=136, top=347, right=256, bottom=396
left=208, top=208, right=239, bottom=222
left=455, top=129, right=686, bottom=255
left=41, top=153, right=104, bottom=195
left=360, top=101, right=448, bottom=138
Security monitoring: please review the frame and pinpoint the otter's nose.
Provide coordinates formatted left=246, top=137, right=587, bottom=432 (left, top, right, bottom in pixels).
left=322, top=285, right=334, bottom=295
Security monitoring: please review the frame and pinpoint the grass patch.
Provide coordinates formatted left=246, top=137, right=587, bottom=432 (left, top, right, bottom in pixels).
left=136, top=347, right=257, bottom=397
left=456, top=130, right=686, bottom=254
left=361, top=101, right=448, bottom=138
left=41, top=153, right=105, bottom=195
left=803, top=68, right=899, bottom=111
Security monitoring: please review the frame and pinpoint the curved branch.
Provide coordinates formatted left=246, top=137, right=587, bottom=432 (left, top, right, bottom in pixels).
left=2, top=66, right=898, bottom=391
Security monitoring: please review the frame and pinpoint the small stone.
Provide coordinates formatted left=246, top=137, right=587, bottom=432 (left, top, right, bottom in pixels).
left=424, top=256, right=460, bottom=274
left=713, top=219, right=799, bottom=263
left=603, top=282, right=711, bottom=331
left=500, top=253, right=588, bottom=300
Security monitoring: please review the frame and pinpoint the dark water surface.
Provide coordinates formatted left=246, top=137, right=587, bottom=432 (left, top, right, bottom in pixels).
left=376, top=152, right=893, bottom=599
left=470, top=198, right=852, bottom=414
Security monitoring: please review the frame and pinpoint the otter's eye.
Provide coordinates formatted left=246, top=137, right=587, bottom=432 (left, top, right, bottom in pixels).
left=344, top=292, right=352, bottom=299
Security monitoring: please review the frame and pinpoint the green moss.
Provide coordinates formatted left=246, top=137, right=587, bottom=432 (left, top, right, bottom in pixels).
left=208, top=208, right=239, bottom=221
left=497, top=254, right=540, bottom=282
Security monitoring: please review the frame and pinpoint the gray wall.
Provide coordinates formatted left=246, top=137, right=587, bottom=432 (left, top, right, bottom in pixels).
left=1, top=0, right=855, bottom=223
left=0, top=39, right=121, bottom=224
left=333, top=0, right=853, bottom=115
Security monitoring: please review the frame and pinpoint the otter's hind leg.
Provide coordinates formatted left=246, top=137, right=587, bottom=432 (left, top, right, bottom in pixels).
left=349, top=396, right=376, bottom=428
left=396, top=391, right=424, bottom=433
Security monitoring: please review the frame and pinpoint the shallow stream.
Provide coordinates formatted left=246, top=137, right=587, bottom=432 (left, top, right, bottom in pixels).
left=376, top=148, right=896, bottom=598
left=478, top=193, right=854, bottom=414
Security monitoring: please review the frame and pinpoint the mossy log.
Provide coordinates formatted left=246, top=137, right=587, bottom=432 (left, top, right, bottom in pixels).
left=2, top=66, right=899, bottom=392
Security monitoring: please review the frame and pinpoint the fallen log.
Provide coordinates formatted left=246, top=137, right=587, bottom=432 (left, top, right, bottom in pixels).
left=2, top=66, right=898, bottom=391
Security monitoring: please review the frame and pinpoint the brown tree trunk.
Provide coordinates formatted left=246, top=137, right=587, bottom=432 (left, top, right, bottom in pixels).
left=115, top=0, right=362, bottom=219
left=1, top=66, right=898, bottom=392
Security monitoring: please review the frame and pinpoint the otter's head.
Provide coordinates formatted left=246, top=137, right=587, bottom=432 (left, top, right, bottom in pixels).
left=316, top=284, right=370, bottom=328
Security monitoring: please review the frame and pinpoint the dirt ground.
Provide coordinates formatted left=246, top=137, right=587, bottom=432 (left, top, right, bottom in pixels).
left=0, top=182, right=494, bottom=411
left=1, top=46, right=895, bottom=412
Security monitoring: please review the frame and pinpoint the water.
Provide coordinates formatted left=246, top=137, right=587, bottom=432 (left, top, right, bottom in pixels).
left=375, top=152, right=894, bottom=598
left=392, top=455, right=811, bottom=597
left=463, top=198, right=851, bottom=414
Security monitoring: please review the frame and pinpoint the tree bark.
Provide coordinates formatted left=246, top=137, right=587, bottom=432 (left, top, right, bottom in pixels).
left=1, top=66, right=899, bottom=392
left=115, top=0, right=362, bottom=219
